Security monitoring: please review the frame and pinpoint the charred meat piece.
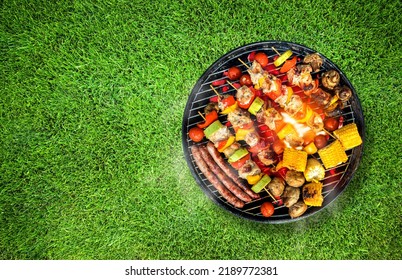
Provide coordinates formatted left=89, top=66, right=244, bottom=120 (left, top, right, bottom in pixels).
left=282, top=186, right=301, bottom=208
left=262, top=107, right=282, bottom=130
left=248, top=60, right=264, bottom=84
left=204, top=102, right=219, bottom=115
left=227, top=108, right=252, bottom=128
left=244, top=131, right=260, bottom=147
left=257, top=148, right=276, bottom=166
left=285, top=170, right=306, bottom=188
left=311, top=88, right=331, bottom=107
left=284, top=95, right=304, bottom=115
left=236, top=86, right=255, bottom=107
left=238, top=159, right=261, bottom=179
left=267, top=176, right=285, bottom=197
left=321, top=70, right=340, bottom=90
left=287, top=64, right=314, bottom=90
left=260, top=73, right=279, bottom=95
left=285, top=134, right=304, bottom=148
left=208, top=125, right=231, bottom=144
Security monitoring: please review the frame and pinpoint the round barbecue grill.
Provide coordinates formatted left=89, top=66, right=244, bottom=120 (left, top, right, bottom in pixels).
left=182, top=41, right=365, bottom=223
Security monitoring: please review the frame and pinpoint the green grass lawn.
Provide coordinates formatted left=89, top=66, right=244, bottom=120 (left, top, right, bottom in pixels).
left=1, top=0, right=401, bottom=260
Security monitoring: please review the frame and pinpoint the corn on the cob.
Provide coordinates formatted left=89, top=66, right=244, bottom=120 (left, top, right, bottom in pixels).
left=334, top=123, right=362, bottom=150
left=318, top=140, right=348, bottom=169
left=303, top=181, right=324, bottom=206
left=277, top=123, right=297, bottom=140
left=304, top=158, right=325, bottom=182
left=283, top=148, right=308, bottom=172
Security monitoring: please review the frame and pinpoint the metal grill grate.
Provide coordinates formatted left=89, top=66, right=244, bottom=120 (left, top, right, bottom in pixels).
left=182, top=41, right=364, bottom=223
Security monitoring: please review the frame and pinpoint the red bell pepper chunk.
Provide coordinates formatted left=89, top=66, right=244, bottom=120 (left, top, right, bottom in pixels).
left=211, top=79, right=226, bottom=86
left=197, top=110, right=218, bottom=129
left=279, top=56, right=297, bottom=73
left=248, top=139, right=266, bottom=154
left=221, top=85, right=229, bottom=93
left=232, top=82, right=241, bottom=89
left=338, top=116, right=344, bottom=128
left=266, top=63, right=279, bottom=75
left=209, top=96, right=219, bottom=103
left=275, top=167, right=289, bottom=181
left=221, top=95, right=236, bottom=108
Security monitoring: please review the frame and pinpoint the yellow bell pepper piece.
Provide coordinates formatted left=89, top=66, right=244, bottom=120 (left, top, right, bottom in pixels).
left=274, top=50, right=293, bottom=67
left=220, top=102, right=238, bottom=115
left=254, top=77, right=265, bottom=90
left=303, top=141, right=318, bottom=155
left=217, top=135, right=236, bottom=153
left=247, top=174, right=262, bottom=185
left=286, top=86, right=294, bottom=104
left=235, top=127, right=255, bottom=141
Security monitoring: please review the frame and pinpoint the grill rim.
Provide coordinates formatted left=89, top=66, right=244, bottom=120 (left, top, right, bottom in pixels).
left=181, top=40, right=365, bottom=224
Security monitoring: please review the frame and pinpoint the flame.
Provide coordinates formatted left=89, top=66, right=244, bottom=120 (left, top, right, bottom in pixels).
left=281, top=112, right=312, bottom=138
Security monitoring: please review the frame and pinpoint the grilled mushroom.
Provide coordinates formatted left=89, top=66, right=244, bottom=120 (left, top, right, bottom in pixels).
left=289, top=200, right=308, bottom=218
left=303, top=53, right=323, bottom=72
left=321, top=70, right=340, bottom=90
left=285, top=170, right=306, bottom=188
left=267, top=177, right=285, bottom=197
left=335, top=85, right=352, bottom=102
left=282, top=186, right=301, bottom=208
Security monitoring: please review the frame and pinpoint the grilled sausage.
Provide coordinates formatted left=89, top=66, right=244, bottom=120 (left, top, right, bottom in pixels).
left=191, top=145, right=245, bottom=208
left=199, top=146, right=252, bottom=203
left=206, top=142, right=260, bottom=199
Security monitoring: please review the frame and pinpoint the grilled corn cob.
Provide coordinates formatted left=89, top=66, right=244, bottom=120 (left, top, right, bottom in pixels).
left=318, top=140, right=348, bottom=169
left=333, top=123, right=362, bottom=150
left=304, top=158, right=325, bottom=182
left=283, top=148, right=308, bottom=172
left=303, top=181, right=324, bottom=206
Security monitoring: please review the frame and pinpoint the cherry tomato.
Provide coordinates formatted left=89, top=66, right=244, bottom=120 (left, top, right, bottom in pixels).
left=255, top=52, right=269, bottom=67
left=261, top=201, right=275, bottom=217
left=227, top=66, right=242, bottom=80
left=314, top=134, right=328, bottom=149
left=188, top=127, right=204, bottom=142
left=324, top=117, right=339, bottom=132
left=272, top=140, right=285, bottom=155
left=239, top=74, right=253, bottom=86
